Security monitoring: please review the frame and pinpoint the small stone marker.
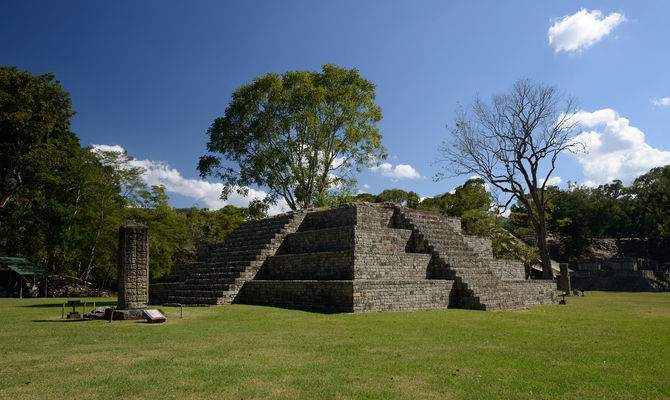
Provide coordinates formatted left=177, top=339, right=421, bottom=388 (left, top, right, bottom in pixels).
left=143, top=309, right=166, bottom=323
left=66, top=300, right=81, bottom=319
left=559, top=263, right=571, bottom=294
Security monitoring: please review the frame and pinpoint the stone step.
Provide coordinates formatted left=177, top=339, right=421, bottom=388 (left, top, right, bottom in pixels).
left=174, top=289, right=231, bottom=297
left=185, top=271, right=254, bottom=281
left=181, top=266, right=250, bottom=276
left=167, top=295, right=223, bottom=305
left=228, top=223, right=289, bottom=236
left=213, top=239, right=282, bottom=253
left=278, top=226, right=355, bottom=254
left=179, top=279, right=239, bottom=289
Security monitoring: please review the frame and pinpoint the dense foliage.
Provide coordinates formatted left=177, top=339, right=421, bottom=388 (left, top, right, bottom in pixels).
left=199, top=64, right=386, bottom=211
left=508, top=166, right=670, bottom=260
left=4, top=66, right=670, bottom=291
left=0, top=67, right=254, bottom=289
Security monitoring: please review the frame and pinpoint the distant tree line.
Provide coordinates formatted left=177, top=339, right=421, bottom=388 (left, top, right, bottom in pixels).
left=346, top=167, right=670, bottom=266
left=5, top=66, right=670, bottom=290
left=507, top=166, right=670, bottom=260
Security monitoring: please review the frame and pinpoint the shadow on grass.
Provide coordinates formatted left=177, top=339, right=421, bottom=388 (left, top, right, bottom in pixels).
left=23, top=301, right=117, bottom=308
left=32, top=318, right=96, bottom=323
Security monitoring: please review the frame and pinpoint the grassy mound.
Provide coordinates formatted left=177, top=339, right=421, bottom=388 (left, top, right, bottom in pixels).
left=0, top=292, right=668, bottom=399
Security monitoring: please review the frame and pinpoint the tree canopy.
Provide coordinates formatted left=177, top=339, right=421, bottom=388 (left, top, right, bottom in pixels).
left=0, top=66, right=75, bottom=210
left=198, top=64, right=386, bottom=211
left=0, top=67, right=260, bottom=292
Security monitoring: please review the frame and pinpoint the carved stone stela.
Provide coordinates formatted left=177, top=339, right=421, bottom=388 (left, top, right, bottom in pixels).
left=118, top=221, right=149, bottom=310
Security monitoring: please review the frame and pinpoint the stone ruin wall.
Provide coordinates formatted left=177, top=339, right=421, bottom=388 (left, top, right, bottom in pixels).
left=151, top=203, right=557, bottom=312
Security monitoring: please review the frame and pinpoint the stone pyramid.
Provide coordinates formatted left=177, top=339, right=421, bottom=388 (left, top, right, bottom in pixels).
left=150, top=203, right=556, bottom=312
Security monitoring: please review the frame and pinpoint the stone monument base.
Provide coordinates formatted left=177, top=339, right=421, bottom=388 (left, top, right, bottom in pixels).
left=104, top=308, right=146, bottom=320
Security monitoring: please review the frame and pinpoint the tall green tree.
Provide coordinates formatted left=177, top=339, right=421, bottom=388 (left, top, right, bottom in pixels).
left=375, top=189, right=420, bottom=208
left=631, top=166, right=670, bottom=245
left=198, top=64, right=386, bottom=211
left=0, top=66, right=75, bottom=211
left=420, top=178, right=538, bottom=267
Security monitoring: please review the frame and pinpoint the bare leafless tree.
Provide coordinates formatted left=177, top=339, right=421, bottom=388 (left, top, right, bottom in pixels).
left=437, top=79, right=584, bottom=279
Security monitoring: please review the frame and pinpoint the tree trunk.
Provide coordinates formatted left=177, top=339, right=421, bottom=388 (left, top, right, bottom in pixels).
left=535, top=215, right=553, bottom=279
left=81, top=208, right=104, bottom=281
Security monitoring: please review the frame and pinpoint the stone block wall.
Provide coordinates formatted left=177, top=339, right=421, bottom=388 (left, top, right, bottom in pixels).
left=242, top=280, right=455, bottom=313
left=277, top=226, right=354, bottom=254
left=352, top=280, right=453, bottom=312
left=299, top=206, right=356, bottom=230
left=153, top=202, right=558, bottom=311
left=462, top=236, right=493, bottom=259
left=353, top=227, right=414, bottom=254
left=257, top=251, right=355, bottom=280
left=354, top=204, right=395, bottom=228
left=354, top=253, right=431, bottom=280
left=571, top=269, right=669, bottom=291
left=489, top=259, right=526, bottom=281
left=504, top=280, right=557, bottom=305
left=242, top=280, right=354, bottom=313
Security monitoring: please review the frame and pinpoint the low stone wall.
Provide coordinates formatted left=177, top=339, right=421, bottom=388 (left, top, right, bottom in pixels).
left=354, top=226, right=413, bottom=254
left=394, top=208, right=461, bottom=232
left=571, top=270, right=669, bottom=291
left=355, top=204, right=395, bottom=228
left=299, top=206, right=356, bottom=231
left=354, top=254, right=431, bottom=280
left=242, top=279, right=455, bottom=313
left=257, top=251, right=355, bottom=280
left=352, top=280, right=454, bottom=312
left=504, top=280, right=557, bottom=305
left=489, top=259, right=525, bottom=281
left=462, top=235, right=493, bottom=259
left=278, top=226, right=354, bottom=254
left=241, top=280, right=353, bottom=313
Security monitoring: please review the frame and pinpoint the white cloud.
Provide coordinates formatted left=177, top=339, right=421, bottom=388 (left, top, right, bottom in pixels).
left=651, top=97, right=670, bottom=107
left=91, top=144, right=288, bottom=215
left=91, top=144, right=125, bottom=153
left=370, top=162, right=422, bottom=179
left=539, top=176, right=563, bottom=187
left=548, top=9, right=626, bottom=53
left=570, top=109, right=670, bottom=186
left=361, top=183, right=371, bottom=190
left=467, top=175, right=491, bottom=192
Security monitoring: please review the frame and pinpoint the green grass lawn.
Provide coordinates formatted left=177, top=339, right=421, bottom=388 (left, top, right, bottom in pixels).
left=0, top=292, right=668, bottom=400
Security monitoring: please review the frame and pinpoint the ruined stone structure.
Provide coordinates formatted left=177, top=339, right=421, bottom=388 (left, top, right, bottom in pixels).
left=150, top=203, right=556, bottom=312
left=118, top=221, right=149, bottom=310
left=570, top=258, right=670, bottom=292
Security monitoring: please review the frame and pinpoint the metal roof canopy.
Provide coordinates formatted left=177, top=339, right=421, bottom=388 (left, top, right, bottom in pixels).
left=0, top=257, right=50, bottom=276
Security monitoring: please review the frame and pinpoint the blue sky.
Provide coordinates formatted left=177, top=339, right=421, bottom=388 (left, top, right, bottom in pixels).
left=2, top=1, right=669, bottom=213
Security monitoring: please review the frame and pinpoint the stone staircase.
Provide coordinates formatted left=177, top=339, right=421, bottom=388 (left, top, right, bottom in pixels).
left=150, top=203, right=556, bottom=312
left=395, top=208, right=556, bottom=311
left=156, top=212, right=305, bottom=306
left=243, top=203, right=454, bottom=312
